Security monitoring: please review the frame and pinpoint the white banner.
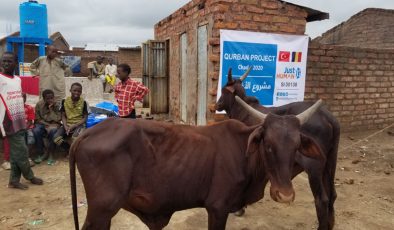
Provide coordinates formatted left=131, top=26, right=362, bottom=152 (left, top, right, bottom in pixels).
left=218, top=30, right=309, bottom=107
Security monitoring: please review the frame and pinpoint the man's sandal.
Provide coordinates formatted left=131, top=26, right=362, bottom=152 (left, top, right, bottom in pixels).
left=30, top=177, right=43, bottom=185
left=8, top=182, right=28, bottom=190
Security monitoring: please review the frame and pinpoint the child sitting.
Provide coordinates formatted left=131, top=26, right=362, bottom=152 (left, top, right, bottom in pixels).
left=53, top=83, right=88, bottom=163
left=22, top=93, right=35, bottom=166
left=32, top=89, right=62, bottom=164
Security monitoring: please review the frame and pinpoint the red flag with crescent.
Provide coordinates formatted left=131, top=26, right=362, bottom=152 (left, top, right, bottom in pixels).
left=279, top=51, right=290, bottom=62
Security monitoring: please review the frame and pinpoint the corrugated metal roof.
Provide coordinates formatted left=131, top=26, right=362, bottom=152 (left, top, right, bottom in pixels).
left=281, top=1, right=329, bottom=22
left=84, top=43, right=140, bottom=51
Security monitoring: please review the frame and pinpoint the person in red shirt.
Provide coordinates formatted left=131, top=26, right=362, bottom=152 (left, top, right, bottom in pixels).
left=113, top=64, right=149, bottom=118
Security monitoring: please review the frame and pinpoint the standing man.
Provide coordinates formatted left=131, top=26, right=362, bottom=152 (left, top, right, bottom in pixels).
left=0, top=52, right=43, bottom=190
left=30, top=45, right=70, bottom=104
left=87, top=56, right=106, bottom=92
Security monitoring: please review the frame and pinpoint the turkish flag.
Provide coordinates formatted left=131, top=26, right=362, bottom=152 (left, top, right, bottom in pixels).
left=279, top=51, right=290, bottom=62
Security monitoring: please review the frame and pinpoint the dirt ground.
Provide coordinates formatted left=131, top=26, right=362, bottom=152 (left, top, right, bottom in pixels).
left=0, top=126, right=393, bottom=230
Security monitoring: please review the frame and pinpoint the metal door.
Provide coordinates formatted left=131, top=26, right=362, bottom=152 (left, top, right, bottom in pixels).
left=197, top=25, right=208, bottom=125
left=180, top=33, right=188, bottom=123
left=142, top=40, right=168, bottom=113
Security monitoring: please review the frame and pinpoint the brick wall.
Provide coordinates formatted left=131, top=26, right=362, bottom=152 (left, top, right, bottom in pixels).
left=155, top=0, right=308, bottom=123
left=306, top=42, right=394, bottom=131
left=156, top=1, right=394, bottom=131
left=68, top=50, right=117, bottom=77
left=315, top=8, right=394, bottom=49
left=63, top=48, right=142, bottom=78
left=118, top=48, right=142, bottom=78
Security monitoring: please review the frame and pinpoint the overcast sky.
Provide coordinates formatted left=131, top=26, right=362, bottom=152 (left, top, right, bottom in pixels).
left=0, top=0, right=393, bottom=47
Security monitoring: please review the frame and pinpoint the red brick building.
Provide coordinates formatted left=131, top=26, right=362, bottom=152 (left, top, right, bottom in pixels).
left=154, top=1, right=394, bottom=131
left=154, top=0, right=328, bottom=125
left=0, top=31, right=70, bottom=62
left=314, top=8, right=394, bottom=49
left=308, top=8, right=394, bottom=131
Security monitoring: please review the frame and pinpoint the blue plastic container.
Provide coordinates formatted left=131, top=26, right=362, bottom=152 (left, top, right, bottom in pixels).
left=19, top=1, right=48, bottom=38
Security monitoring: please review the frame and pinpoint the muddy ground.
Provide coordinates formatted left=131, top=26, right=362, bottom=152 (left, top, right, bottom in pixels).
left=0, top=126, right=393, bottom=230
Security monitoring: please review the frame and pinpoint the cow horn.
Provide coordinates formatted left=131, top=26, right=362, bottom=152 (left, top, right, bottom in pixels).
left=296, top=99, right=323, bottom=125
left=227, top=68, right=233, bottom=83
left=240, top=66, right=253, bottom=82
left=235, top=96, right=267, bottom=123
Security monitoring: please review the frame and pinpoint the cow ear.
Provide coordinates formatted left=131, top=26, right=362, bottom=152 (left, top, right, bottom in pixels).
left=246, top=126, right=264, bottom=157
left=299, top=133, right=326, bottom=161
left=225, top=85, right=235, bottom=93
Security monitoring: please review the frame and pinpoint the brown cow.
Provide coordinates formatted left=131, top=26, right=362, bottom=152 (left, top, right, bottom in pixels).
left=70, top=104, right=322, bottom=230
left=215, top=68, right=340, bottom=230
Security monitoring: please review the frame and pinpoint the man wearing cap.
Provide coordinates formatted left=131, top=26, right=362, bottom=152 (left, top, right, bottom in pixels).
left=30, top=45, right=71, bottom=103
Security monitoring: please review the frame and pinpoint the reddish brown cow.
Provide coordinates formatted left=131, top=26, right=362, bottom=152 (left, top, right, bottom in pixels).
left=70, top=103, right=322, bottom=230
left=215, top=68, right=340, bottom=230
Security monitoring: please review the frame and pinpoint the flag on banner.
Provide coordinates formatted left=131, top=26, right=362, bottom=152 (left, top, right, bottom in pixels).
left=291, top=52, right=302, bottom=62
left=278, top=51, right=290, bottom=62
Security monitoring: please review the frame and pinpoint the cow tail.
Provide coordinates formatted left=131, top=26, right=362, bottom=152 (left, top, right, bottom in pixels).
left=70, top=137, right=81, bottom=230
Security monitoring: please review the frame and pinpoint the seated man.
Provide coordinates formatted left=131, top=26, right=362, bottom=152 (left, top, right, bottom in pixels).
left=87, top=56, right=106, bottom=92
left=53, top=83, right=88, bottom=160
left=105, top=58, right=117, bottom=92
left=33, top=89, right=62, bottom=165
left=22, top=93, right=36, bottom=166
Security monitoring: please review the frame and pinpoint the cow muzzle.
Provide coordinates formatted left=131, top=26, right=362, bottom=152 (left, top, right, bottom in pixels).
left=214, top=100, right=224, bottom=111
left=270, top=186, right=295, bottom=204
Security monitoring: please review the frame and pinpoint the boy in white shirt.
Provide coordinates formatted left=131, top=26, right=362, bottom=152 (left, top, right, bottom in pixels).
left=105, top=58, right=117, bottom=92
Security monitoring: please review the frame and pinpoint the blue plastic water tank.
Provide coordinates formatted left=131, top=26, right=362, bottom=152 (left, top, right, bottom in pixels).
left=19, top=1, right=48, bottom=38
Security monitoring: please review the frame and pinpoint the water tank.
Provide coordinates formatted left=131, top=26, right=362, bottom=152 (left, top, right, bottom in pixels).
left=19, top=1, right=48, bottom=38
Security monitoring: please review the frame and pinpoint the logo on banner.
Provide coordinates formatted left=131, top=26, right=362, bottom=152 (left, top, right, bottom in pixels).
left=276, top=67, right=302, bottom=79
left=278, top=51, right=302, bottom=62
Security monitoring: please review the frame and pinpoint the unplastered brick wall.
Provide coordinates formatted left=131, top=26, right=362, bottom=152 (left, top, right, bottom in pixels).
left=155, top=0, right=308, bottom=122
left=306, top=42, right=394, bottom=132
left=67, top=49, right=142, bottom=78
left=118, top=48, right=142, bottom=78
left=69, top=50, right=117, bottom=77
left=315, top=8, right=394, bottom=49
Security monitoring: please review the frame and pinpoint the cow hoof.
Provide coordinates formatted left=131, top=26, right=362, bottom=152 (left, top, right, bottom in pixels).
left=233, top=208, right=245, bottom=217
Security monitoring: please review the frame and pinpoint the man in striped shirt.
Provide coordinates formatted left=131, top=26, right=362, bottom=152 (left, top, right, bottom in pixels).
left=114, top=64, right=149, bottom=118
